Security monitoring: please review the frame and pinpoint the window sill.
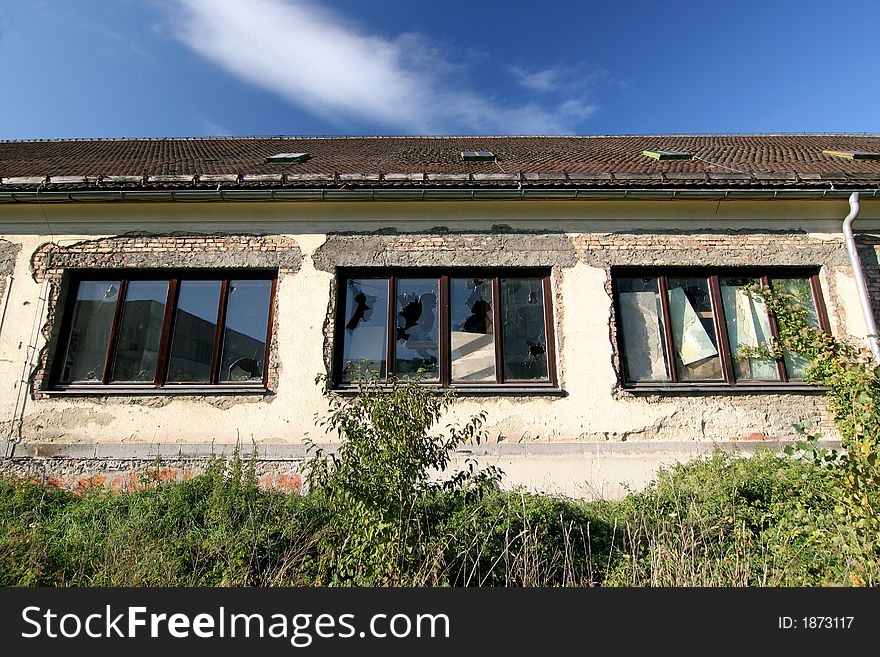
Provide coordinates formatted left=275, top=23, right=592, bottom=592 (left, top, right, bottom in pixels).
left=45, top=385, right=272, bottom=396
left=621, top=383, right=830, bottom=395
left=332, top=384, right=565, bottom=396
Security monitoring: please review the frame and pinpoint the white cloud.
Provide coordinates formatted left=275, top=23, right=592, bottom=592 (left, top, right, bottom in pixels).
left=509, top=66, right=562, bottom=93
left=169, top=0, right=597, bottom=134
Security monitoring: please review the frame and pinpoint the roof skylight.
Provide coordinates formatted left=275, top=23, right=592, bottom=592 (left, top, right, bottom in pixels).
left=642, top=149, right=693, bottom=161
left=822, top=149, right=880, bottom=161
left=264, top=152, right=310, bottom=163
left=461, top=151, right=496, bottom=162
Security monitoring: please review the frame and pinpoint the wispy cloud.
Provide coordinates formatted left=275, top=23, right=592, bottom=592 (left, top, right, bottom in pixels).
left=509, top=66, right=564, bottom=93
left=168, top=0, right=598, bottom=134
left=195, top=114, right=233, bottom=137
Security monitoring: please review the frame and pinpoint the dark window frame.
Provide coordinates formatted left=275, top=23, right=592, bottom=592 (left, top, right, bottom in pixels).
left=612, top=266, right=830, bottom=389
left=50, top=269, right=277, bottom=391
left=332, top=268, right=558, bottom=390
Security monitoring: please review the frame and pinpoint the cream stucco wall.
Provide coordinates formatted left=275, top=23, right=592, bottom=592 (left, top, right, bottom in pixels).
left=0, top=197, right=878, bottom=455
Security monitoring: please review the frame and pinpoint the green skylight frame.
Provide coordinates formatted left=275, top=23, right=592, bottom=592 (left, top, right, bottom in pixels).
left=264, top=152, right=311, bottom=164
left=642, top=149, right=693, bottom=161
left=461, top=151, right=496, bottom=162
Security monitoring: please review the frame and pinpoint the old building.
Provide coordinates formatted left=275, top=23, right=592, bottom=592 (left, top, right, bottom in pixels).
left=1, top=134, right=879, bottom=497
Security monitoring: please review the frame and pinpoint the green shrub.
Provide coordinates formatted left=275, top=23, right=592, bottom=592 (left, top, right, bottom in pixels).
left=305, top=374, right=502, bottom=585
left=605, top=450, right=858, bottom=586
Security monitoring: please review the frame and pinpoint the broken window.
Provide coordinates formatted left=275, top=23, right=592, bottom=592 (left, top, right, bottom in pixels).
left=341, top=278, right=389, bottom=381
left=500, top=277, right=549, bottom=381
left=666, top=277, right=723, bottom=381
left=52, top=271, right=276, bottom=389
left=221, top=279, right=273, bottom=382
left=451, top=277, right=496, bottom=382
left=772, top=277, right=821, bottom=380
left=335, top=270, right=556, bottom=388
left=719, top=277, right=779, bottom=381
left=396, top=278, right=439, bottom=380
left=614, top=269, right=828, bottom=387
left=617, top=276, right=669, bottom=382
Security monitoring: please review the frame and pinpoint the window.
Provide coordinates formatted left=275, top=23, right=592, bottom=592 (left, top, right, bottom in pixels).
left=334, top=270, right=556, bottom=388
left=613, top=268, right=828, bottom=387
left=52, top=271, right=276, bottom=389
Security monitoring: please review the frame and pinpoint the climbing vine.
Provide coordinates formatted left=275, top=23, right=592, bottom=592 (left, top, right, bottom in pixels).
left=744, top=281, right=880, bottom=582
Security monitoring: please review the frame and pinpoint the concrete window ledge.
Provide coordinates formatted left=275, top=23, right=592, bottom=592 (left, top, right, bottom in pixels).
left=621, top=385, right=830, bottom=395
left=43, top=386, right=272, bottom=396
left=332, top=386, right=566, bottom=397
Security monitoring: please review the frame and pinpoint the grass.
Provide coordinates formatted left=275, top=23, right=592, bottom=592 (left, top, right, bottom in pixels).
left=1, top=448, right=873, bottom=587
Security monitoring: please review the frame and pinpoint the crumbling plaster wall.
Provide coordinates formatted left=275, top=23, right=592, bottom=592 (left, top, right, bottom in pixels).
left=1, top=198, right=878, bottom=446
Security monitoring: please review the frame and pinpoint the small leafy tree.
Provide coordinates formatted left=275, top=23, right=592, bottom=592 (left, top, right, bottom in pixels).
left=746, top=282, right=880, bottom=583
left=306, top=373, right=502, bottom=585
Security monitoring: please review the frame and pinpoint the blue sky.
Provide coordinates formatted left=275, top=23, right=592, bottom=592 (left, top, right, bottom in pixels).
left=1, top=0, right=878, bottom=139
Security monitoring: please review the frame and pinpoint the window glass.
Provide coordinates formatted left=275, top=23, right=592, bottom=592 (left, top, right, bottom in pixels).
left=220, top=279, right=272, bottom=382
left=666, top=277, right=723, bottom=381
left=60, top=280, right=120, bottom=382
left=500, top=277, right=549, bottom=380
left=167, top=280, right=222, bottom=382
left=617, top=276, right=670, bottom=382
left=450, top=277, right=496, bottom=382
left=772, top=277, right=820, bottom=380
left=341, top=278, right=388, bottom=381
left=719, top=277, right=780, bottom=381
left=111, top=280, right=168, bottom=382
left=395, top=278, right=439, bottom=380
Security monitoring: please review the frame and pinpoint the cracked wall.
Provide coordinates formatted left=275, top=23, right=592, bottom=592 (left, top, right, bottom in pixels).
left=0, top=238, right=21, bottom=307
left=0, top=205, right=872, bottom=447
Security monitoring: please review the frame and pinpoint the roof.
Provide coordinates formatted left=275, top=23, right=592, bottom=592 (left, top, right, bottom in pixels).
left=1, top=134, right=879, bottom=199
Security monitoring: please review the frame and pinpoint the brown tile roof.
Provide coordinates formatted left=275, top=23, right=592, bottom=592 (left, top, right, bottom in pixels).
left=1, top=134, right=879, bottom=190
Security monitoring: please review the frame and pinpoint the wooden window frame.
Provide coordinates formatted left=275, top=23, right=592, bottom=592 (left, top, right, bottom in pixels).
left=333, top=268, right=558, bottom=390
left=50, top=269, right=276, bottom=392
left=612, top=267, right=830, bottom=389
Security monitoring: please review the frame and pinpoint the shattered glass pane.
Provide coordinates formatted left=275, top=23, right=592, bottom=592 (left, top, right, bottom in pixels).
left=111, top=280, right=168, bottom=382
left=341, top=278, right=388, bottom=381
left=771, top=277, right=820, bottom=380
left=60, top=280, right=120, bottom=382
left=395, top=278, right=439, bottom=380
left=617, top=277, right=669, bottom=382
left=500, top=277, right=549, bottom=380
left=220, top=279, right=272, bottom=382
left=719, top=277, right=779, bottom=381
left=167, top=280, right=222, bottom=382
left=451, top=277, right=496, bottom=382
left=667, top=277, right=723, bottom=381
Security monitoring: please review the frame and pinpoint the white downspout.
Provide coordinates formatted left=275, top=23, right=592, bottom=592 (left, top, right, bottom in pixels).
left=841, top=191, right=880, bottom=364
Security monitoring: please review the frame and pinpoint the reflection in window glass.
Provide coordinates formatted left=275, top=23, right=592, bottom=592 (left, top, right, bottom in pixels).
left=395, top=278, right=439, bottom=380
left=772, top=278, right=820, bottom=380
left=451, top=278, right=496, bottom=382
left=167, top=280, right=222, bottom=382
left=617, top=277, right=669, bottom=382
left=667, top=277, right=723, bottom=381
left=341, top=278, right=388, bottom=381
left=719, top=277, right=780, bottom=381
left=61, top=280, right=120, bottom=382
left=112, top=281, right=168, bottom=382
left=221, top=280, right=272, bottom=382
left=500, top=278, right=548, bottom=380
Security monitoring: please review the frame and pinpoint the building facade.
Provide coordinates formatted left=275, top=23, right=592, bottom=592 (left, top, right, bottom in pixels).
left=1, top=135, right=878, bottom=497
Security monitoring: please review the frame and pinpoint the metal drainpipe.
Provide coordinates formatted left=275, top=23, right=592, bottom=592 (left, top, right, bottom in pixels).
left=841, top=191, right=880, bottom=364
